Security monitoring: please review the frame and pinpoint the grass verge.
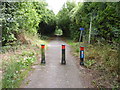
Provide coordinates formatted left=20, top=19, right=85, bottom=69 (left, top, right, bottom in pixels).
left=1, top=33, right=47, bottom=88
left=2, top=51, right=36, bottom=88
left=67, top=40, right=119, bottom=88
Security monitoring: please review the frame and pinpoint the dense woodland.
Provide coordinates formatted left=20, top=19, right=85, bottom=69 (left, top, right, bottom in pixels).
left=57, top=2, right=120, bottom=43
left=1, top=1, right=120, bottom=45
left=1, top=1, right=56, bottom=46
left=0, top=0, right=120, bottom=88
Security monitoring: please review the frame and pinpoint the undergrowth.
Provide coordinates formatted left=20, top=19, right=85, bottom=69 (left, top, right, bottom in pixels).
left=2, top=51, right=36, bottom=88
left=1, top=33, right=47, bottom=88
left=67, top=40, right=119, bottom=88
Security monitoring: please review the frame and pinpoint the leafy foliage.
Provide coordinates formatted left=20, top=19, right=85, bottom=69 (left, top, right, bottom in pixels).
left=2, top=1, right=119, bottom=45
left=2, top=0, right=56, bottom=46
left=57, top=2, right=120, bottom=43
left=56, top=1, right=76, bottom=37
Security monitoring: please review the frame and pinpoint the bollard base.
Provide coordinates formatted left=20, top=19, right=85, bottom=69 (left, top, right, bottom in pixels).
left=61, top=60, right=66, bottom=65
left=41, top=60, right=46, bottom=64
left=80, top=62, right=84, bottom=65
left=80, top=58, right=84, bottom=65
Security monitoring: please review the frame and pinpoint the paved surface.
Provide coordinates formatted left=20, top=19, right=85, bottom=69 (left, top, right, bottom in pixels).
left=22, top=37, right=87, bottom=88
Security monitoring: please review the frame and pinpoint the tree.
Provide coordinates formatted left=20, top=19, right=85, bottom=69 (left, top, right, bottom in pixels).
left=2, top=0, right=56, bottom=45
left=57, top=1, right=120, bottom=43
left=57, top=1, right=76, bottom=37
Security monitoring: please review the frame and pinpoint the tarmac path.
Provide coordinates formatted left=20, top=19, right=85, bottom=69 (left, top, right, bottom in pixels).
left=22, top=37, right=89, bottom=88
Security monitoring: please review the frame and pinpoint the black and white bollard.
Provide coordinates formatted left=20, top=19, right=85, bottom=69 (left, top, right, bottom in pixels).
left=80, top=46, right=84, bottom=65
left=61, top=44, right=66, bottom=65
left=41, top=44, right=45, bottom=64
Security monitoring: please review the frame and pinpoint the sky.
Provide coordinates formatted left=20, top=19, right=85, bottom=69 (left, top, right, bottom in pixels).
left=46, top=0, right=84, bottom=14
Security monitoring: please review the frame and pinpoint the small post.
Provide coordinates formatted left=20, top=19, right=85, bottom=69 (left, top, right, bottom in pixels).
left=79, top=28, right=84, bottom=45
left=88, top=16, right=92, bottom=44
left=80, top=46, right=84, bottom=65
left=61, top=44, right=66, bottom=65
left=79, top=30, right=83, bottom=42
left=41, top=44, right=45, bottom=64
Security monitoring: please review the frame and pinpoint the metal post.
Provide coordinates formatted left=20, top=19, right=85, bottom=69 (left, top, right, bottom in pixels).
left=88, top=16, right=92, bottom=44
left=80, top=46, right=84, bottom=65
left=79, top=30, right=83, bottom=42
left=41, top=44, right=45, bottom=64
left=61, top=44, right=66, bottom=65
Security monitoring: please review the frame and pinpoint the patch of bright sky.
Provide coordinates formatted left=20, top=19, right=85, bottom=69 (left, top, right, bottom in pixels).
left=46, top=0, right=84, bottom=14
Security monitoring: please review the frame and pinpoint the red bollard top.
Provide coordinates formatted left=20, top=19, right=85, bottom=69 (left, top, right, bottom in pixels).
left=41, top=44, right=45, bottom=49
left=62, top=45, right=65, bottom=49
left=80, top=47, right=84, bottom=51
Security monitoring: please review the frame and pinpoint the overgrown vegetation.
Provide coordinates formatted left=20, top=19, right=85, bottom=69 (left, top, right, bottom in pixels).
left=1, top=0, right=51, bottom=88
left=2, top=51, right=36, bottom=88
left=1, top=0, right=56, bottom=46
left=68, top=40, right=119, bottom=88
left=57, top=2, right=120, bottom=43
left=58, top=1, right=119, bottom=88
left=1, top=34, right=46, bottom=88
